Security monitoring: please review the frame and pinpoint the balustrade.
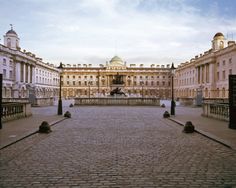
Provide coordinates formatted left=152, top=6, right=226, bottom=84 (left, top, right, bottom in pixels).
left=202, top=98, right=229, bottom=121
left=2, top=102, right=32, bottom=122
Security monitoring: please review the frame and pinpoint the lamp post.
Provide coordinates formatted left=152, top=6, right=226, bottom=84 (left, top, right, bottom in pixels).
left=57, top=62, right=63, bottom=115
left=170, top=63, right=176, bottom=115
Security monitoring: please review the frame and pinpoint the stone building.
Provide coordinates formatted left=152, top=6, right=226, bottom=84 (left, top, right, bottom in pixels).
left=62, top=56, right=172, bottom=99
left=0, top=26, right=60, bottom=106
left=174, top=32, right=236, bottom=105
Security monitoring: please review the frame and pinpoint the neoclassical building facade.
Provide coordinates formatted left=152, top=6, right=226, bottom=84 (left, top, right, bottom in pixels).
left=174, top=32, right=236, bottom=104
left=0, top=26, right=60, bottom=105
left=61, top=56, right=172, bottom=99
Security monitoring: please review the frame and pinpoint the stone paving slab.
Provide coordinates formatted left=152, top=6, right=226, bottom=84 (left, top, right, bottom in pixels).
left=1, top=106, right=236, bottom=187
left=169, top=106, right=236, bottom=150
left=0, top=106, right=66, bottom=149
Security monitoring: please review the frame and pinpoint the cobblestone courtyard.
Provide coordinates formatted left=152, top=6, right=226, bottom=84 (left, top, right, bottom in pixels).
left=1, top=106, right=236, bottom=187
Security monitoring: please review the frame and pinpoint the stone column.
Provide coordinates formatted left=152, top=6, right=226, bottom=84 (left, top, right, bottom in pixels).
left=15, top=62, right=21, bottom=82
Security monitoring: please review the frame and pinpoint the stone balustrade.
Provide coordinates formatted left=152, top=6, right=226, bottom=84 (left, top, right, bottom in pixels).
left=2, top=102, right=32, bottom=122
left=202, top=98, right=229, bottom=121
left=75, top=97, right=160, bottom=106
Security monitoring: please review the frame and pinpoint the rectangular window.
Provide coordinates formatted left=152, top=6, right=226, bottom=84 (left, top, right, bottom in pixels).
left=73, top=76, right=75, bottom=79
left=73, top=81, right=75, bottom=85
left=67, top=81, right=69, bottom=85
left=134, top=81, right=137, bottom=86
left=223, top=60, right=225, bottom=66
left=229, top=69, right=232, bottom=75
left=222, top=71, right=225, bottom=80
left=229, top=58, right=232, bottom=64
left=157, top=81, right=159, bottom=86
left=9, top=70, right=13, bottom=79
left=84, top=81, right=87, bottom=86
left=3, top=58, right=6, bottom=65
left=78, top=81, right=81, bottom=86
left=3, top=69, right=7, bottom=78
left=216, top=72, right=219, bottom=81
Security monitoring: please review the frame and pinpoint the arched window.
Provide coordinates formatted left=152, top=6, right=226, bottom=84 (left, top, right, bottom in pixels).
left=7, top=38, right=11, bottom=47
left=220, top=41, right=224, bottom=49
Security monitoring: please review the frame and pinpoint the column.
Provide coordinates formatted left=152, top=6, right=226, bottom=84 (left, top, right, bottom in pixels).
left=15, top=62, right=21, bottom=82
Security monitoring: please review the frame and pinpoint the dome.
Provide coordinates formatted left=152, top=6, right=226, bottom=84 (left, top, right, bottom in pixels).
left=214, top=32, right=224, bottom=39
left=110, top=56, right=123, bottom=63
left=6, top=29, right=18, bottom=36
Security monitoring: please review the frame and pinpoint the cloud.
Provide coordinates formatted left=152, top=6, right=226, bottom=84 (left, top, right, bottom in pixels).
left=0, top=0, right=235, bottom=66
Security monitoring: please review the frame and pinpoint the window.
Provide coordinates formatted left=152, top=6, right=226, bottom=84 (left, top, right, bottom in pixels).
left=222, top=71, right=225, bottom=80
left=73, top=81, right=75, bottom=85
left=7, top=38, right=11, bottom=47
left=78, top=76, right=81, bottom=79
left=67, top=81, right=69, bottom=85
left=146, top=76, right=148, bottom=79
left=84, top=81, right=87, bottom=86
left=67, top=76, right=69, bottom=79
left=78, top=81, right=81, bottom=86
left=216, top=72, right=219, bottom=81
left=3, top=58, right=6, bottom=65
left=157, top=76, right=159, bottom=79
left=140, top=76, right=142, bottom=79
left=145, top=81, right=148, bottom=85
left=229, top=58, right=232, bottom=64
left=90, top=76, right=93, bottom=79
left=84, top=76, right=87, bottom=79
left=73, top=76, right=75, bottom=79
left=157, top=81, right=159, bottom=86
left=162, top=81, right=165, bottom=86
left=229, top=69, right=232, bottom=75
left=134, top=81, right=137, bottom=86
left=163, top=76, right=165, bottom=79
left=9, top=70, right=13, bottom=79
left=151, top=81, right=154, bottom=86
left=217, top=62, right=220, bottom=67
left=220, top=41, right=224, bottom=49
left=3, top=69, right=7, bottom=78
left=223, top=60, right=225, bottom=66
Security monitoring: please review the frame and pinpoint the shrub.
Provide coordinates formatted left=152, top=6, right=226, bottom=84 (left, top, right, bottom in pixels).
left=64, top=111, right=71, bottom=118
left=183, top=121, right=195, bottom=133
left=39, top=121, right=51, bottom=133
left=163, top=111, right=170, bottom=118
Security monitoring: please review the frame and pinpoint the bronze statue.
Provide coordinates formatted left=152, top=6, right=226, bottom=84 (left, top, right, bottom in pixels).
left=110, top=87, right=126, bottom=96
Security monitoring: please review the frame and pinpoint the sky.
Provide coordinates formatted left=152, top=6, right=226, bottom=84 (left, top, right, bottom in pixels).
left=0, top=0, right=236, bottom=66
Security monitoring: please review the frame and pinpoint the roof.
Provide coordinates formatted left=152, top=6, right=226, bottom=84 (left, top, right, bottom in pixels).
left=214, top=32, right=224, bottom=39
left=6, top=29, right=18, bottom=36
left=110, top=56, right=123, bottom=63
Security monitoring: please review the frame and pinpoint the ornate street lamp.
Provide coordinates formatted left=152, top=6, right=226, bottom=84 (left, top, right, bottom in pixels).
left=57, top=62, right=63, bottom=115
left=170, top=63, right=176, bottom=115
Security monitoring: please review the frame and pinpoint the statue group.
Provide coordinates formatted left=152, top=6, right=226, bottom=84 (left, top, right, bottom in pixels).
left=110, top=87, right=126, bottom=96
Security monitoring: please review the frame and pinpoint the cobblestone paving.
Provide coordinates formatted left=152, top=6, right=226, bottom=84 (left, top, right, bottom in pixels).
left=1, top=106, right=236, bottom=188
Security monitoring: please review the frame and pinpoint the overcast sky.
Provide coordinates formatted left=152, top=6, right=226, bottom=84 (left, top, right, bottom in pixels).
left=0, top=0, right=236, bottom=66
